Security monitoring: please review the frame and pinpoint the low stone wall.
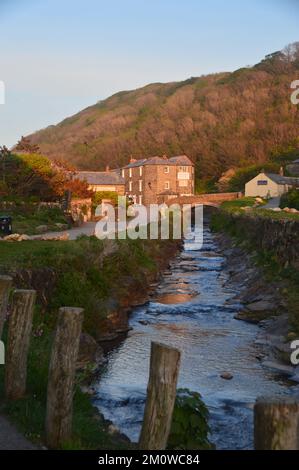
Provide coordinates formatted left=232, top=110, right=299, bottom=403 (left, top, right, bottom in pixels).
left=220, top=212, right=299, bottom=270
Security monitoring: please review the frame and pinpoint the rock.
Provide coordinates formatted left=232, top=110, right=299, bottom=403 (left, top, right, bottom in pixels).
left=234, top=312, right=260, bottom=324
left=139, top=320, right=149, bottom=325
left=36, top=225, right=49, bottom=233
left=262, top=360, right=295, bottom=376
left=18, top=234, right=31, bottom=241
left=78, top=332, right=104, bottom=365
left=271, top=207, right=282, bottom=212
left=220, top=372, right=233, bottom=380
left=108, top=424, right=120, bottom=435
left=4, top=233, right=21, bottom=241
left=245, top=300, right=277, bottom=312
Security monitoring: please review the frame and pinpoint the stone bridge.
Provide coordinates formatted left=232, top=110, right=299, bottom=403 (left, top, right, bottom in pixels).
left=166, top=192, right=240, bottom=208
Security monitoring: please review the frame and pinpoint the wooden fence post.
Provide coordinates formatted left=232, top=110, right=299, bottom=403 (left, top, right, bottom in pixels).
left=46, top=307, right=84, bottom=449
left=254, top=397, right=299, bottom=450
left=0, top=275, right=12, bottom=339
left=5, top=289, right=36, bottom=400
left=139, top=342, right=181, bottom=450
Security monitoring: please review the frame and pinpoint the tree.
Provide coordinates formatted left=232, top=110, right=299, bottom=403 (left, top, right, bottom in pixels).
left=0, top=145, right=11, bottom=184
left=15, top=136, right=40, bottom=154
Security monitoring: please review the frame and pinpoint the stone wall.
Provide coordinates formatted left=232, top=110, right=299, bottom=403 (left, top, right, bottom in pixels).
left=219, top=212, right=299, bottom=270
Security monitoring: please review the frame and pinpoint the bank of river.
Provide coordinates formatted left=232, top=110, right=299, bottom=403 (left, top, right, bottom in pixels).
left=93, top=225, right=295, bottom=450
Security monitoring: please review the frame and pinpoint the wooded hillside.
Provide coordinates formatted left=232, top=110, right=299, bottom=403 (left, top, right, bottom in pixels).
left=28, top=43, right=299, bottom=183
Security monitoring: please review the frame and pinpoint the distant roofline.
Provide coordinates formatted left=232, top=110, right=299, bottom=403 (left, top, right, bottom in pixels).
left=123, top=155, right=194, bottom=169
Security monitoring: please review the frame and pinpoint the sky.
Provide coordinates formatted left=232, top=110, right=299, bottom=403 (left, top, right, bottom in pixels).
left=0, top=0, right=298, bottom=147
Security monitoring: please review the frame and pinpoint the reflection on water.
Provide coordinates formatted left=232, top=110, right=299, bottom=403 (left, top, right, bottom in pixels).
left=93, top=227, right=292, bottom=449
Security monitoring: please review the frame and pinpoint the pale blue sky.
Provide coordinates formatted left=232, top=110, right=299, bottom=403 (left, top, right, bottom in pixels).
left=0, top=0, right=298, bottom=147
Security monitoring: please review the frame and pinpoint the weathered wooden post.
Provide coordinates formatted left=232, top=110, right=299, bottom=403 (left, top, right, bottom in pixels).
left=139, top=342, right=181, bottom=450
left=46, top=307, right=84, bottom=449
left=0, top=275, right=12, bottom=339
left=254, top=397, right=299, bottom=450
left=5, top=289, right=36, bottom=400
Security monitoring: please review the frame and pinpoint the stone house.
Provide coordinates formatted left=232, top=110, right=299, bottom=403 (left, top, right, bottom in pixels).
left=245, top=172, right=299, bottom=198
left=122, top=155, right=194, bottom=205
left=74, top=169, right=125, bottom=194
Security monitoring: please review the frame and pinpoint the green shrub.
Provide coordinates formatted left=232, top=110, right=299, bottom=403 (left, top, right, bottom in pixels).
left=168, top=388, right=211, bottom=450
left=280, top=189, right=299, bottom=210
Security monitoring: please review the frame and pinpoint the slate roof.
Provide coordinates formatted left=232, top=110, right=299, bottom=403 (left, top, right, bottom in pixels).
left=265, top=173, right=299, bottom=185
left=123, top=155, right=193, bottom=169
left=75, top=170, right=125, bottom=185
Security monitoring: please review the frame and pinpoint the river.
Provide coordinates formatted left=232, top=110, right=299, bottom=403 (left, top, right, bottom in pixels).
left=93, top=225, right=291, bottom=449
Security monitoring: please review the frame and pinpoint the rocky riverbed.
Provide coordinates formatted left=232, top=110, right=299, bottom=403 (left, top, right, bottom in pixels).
left=215, top=232, right=299, bottom=384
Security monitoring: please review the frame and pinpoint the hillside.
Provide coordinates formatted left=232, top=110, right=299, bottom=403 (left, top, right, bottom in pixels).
left=28, top=44, right=299, bottom=182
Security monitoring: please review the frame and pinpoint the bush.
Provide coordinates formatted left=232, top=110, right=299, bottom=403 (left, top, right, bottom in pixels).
left=228, top=163, right=280, bottom=192
left=280, top=189, right=299, bottom=210
left=168, top=388, right=211, bottom=450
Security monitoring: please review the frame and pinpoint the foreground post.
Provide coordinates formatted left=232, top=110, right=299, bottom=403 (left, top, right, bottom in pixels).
left=254, top=397, right=299, bottom=450
left=46, top=307, right=84, bottom=448
left=5, top=289, right=36, bottom=399
left=0, top=275, right=12, bottom=339
left=139, top=342, right=181, bottom=450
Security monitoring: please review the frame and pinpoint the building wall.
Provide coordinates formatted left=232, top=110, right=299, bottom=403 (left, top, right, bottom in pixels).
left=245, top=173, right=288, bottom=198
left=124, top=162, right=194, bottom=205
left=89, top=184, right=125, bottom=195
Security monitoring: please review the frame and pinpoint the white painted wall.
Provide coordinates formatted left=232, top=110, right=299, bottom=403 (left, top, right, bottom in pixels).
left=245, top=173, right=290, bottom=198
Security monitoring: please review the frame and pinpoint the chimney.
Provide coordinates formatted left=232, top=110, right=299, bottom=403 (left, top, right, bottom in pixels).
left=279, top=166, right=284, bottom=177
left=162, top=154, right=168, bottom=160
left=130, top=156, right=136, bottom=164
left=106, top=165, right=110, bottom=172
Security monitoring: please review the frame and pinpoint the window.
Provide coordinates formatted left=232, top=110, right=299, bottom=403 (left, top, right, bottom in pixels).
left=139, top=180, right=142, bottom=192
left=257, top=180, right=268, bottom=186
left=129, top=168, right=132, bottom=178
left=139, top=166, right=143, bottom=176
left=121, top=169, right=125, bottom=178
left=179, top=180, right=188, bottom=187
left=164, top=166, right=169, bottom=174
left=164, top=181, right=170, bottom=190
left=129, top=181, right=132, bottom=191
left=179, top=166, right=188, bottom=172
left=139, top=195, right=142, bottom=205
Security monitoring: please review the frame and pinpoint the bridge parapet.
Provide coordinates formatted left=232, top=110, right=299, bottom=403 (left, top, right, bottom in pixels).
left=166, top=192, right=240, bottom=207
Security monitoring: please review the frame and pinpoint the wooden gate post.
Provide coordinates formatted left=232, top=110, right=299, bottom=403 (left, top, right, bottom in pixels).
left=5, top=289, right=36, bottom=400
left=254, top=397, right=299, bottom=450
left=0, top=275, right=12, bottom=339
left=139, top=342, right=181, bottom=450
left=46, top=307, right=84, bottom=449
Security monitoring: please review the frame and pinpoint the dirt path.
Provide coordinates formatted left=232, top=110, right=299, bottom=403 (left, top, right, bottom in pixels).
left=0, top=415, right=38, bottom=450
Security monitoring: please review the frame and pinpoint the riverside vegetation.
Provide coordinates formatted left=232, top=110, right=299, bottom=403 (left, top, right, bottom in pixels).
left=211, top=197, right=299, bottom=336
left=0, top=235, right=211, bottom=449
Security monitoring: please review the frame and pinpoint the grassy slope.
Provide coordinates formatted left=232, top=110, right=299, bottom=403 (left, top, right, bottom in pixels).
left=0, top=236, right=178, bottom=449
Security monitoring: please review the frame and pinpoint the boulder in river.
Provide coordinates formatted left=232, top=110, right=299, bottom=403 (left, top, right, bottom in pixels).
left=220, top=372, right=233, bottom=380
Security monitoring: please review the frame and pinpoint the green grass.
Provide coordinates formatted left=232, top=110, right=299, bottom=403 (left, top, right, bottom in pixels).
left=0, top=205, right=68, bottom=236
left=0, top=316, right=131, bottom=449
left=220, top=197, right=299, bottom=221
left=0, top=235, right=178, bottom=448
